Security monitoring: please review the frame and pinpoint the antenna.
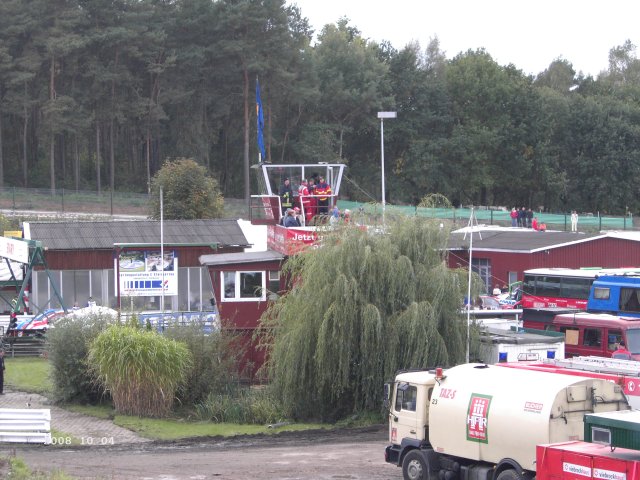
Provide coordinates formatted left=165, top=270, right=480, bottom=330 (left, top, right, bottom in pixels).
left=465, top=207, right=481, bottom=363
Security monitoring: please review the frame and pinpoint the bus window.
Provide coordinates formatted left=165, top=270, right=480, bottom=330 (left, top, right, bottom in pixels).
left=583, top=328, right=602, bottom=347
left=538, top=276, right=561, bottom=297
left=607, top=330, right=623, bottom=351
left=620, top=288, right=640, bottom=314
left=561, top=278, right=591, bottom=300
left=593, top=287, right=610, bottom=300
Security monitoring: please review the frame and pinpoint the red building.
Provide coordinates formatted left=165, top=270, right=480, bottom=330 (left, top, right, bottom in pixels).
left=448, top=227, right=640, bottom=294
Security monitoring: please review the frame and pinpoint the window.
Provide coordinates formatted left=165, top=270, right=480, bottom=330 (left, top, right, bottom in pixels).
left=394, top=383, right=417, bottom=412
left=593, top=287, right=610, bottom=300
left=472, top=258, right=491, bottom=295
left=620, top=288, right=640, bottom=313
left=268, top=271, right=280, bottom=300
left=221, top=271, right=266, bottom=301
left=607, top=330, right=622, bottom=351
left=583, top=328, right=602, bottom=348
left=560, top=278, right=591, bottom=300
left=537, top=276, right=561, bottom=297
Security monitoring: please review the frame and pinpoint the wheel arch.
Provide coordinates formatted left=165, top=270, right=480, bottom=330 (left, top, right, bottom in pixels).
left=493, top=458, right=529, bottom=480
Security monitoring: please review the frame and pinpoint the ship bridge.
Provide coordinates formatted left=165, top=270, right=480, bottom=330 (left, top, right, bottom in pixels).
left=249, top=162, right=345, bottom=227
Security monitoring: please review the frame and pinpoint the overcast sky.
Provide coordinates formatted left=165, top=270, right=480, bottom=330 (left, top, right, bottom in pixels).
left=288, top=0, right=640, bottom=77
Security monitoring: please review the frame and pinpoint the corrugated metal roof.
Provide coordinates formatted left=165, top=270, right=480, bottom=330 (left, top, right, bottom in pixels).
left=448, top=229, right=605, bottom=253
left=200, top=250, right=285, bottom=266
left=24, top=219, right=249, bottom=250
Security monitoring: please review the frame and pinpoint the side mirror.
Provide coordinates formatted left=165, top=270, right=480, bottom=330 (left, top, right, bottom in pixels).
left=383, top=383, right=391, bottom=409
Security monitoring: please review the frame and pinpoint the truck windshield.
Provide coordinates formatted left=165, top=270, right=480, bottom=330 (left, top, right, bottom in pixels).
left=626, top=328, right=640, bottom=354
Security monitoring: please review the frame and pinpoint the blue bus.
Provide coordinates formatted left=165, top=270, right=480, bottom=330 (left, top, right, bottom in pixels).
left=588, top=274, right=640, bottom=317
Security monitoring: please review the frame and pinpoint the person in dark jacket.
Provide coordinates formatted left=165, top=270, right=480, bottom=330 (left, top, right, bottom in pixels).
left=526, top=208, right=534, bottom=228
left=0, top=350, right=5, bottom=394
left=279, top=178, right=293, bottom=215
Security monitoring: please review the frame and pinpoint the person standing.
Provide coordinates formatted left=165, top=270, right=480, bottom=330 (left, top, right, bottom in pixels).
left=510, top=207, right=518, bottom=227
left=571, top=210, right=578, bottom=232
left=526, top=208, right=533, bottom=228
left=0, top=350, right=5, bottom=394
left=314, top=176, right=331, bottom=215
left=279, top=178, right=293, bottom=215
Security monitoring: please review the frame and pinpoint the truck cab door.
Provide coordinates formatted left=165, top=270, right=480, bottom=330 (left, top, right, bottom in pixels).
left=389, top=382, right=429, bottom=444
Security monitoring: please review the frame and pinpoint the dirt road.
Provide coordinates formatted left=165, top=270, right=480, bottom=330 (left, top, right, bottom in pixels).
left=9, top=426, right=402, bottom=480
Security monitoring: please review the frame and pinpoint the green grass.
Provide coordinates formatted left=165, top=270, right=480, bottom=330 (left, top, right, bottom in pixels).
left=5, top=357, right=52, bottom=394
left=2, top=456, right=74, bottom=479
left=3, top=357, right=334, bottom=442
left=113, top=415, right=327, bottom=440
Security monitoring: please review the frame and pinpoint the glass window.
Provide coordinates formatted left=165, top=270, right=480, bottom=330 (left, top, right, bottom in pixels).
left=560, top=278, right=591, bottom=300
left=537, top=276, right=561, bottom=297
left=240, top=272, right=262, bottom=298
left=394, top=383, right=417, bottom=412
left=74, top=271, right=90, bottom=307
left=523, top=274, right=536, bottom=295
left=471, top=258, right=491, bottom=295
left=223, top=272, right=236, bottom=299
left=178, top=267, right=189, bottom=310
left=593, top=287, right=610, bottom=300
left=90, top=270, right=102, bottom=305
left=268, top=270, right=280, bottom=299
left=626, top=329, right=640, bottom=354
left=189, top=267, right=202, bottom=311
left=221, top=271, right=265, bottom=301
left=583, top=328, right=602, bottom=348
left=607, top=330, right=623, bottom=351
left=620, top=288, right=640, bottom=313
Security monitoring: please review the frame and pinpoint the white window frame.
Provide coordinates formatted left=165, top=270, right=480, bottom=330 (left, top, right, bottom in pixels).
left=220, top=270, right=266, bottom=302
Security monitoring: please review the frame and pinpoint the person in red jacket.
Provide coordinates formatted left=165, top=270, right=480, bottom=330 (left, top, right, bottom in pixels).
left=612, top=340, right=632, bottom=360
left=298, top=179, right=311, bottom=225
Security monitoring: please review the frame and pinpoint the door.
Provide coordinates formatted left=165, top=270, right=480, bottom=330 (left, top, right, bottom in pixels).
left=389, top=382, right=420, bottom=444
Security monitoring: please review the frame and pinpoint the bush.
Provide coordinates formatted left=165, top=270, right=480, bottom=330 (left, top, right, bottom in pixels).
left=194, top=387, right=285, bottom=425
left=164, top=325, right=241, bottom=407
left=88, top=325, right=192, bottom=417
left=48, top=312, right=113, bottom=403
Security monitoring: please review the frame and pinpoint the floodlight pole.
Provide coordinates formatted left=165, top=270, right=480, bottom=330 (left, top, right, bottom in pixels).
left=378, top=111, right=396, bottom=224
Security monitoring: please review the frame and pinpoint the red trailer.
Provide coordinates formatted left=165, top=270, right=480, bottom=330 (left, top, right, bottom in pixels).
left=537, top=441, right=640, bottom=480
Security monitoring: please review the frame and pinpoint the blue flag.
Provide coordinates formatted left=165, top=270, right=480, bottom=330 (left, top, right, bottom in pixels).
left=256, top=78, right=266, bottom=160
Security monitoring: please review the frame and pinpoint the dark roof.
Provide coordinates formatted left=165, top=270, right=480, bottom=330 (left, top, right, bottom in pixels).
left=200, top=250, right=285, bottom=266
left=448, top=228, right=604, bottom=253
left=25, top=219, right=249, bottom=250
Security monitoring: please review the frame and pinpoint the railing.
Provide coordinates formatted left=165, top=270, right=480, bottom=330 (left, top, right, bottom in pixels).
left=337, top=201, right=638, bottom=232
left=0, top=408, right=51, bottom=444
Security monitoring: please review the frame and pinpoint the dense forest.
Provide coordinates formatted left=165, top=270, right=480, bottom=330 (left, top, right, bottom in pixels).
left=1, top=0, right=640, bottom=214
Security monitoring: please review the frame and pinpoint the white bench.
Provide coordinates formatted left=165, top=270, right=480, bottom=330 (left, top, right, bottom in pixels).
left=0, top=408, right=51, bottom=444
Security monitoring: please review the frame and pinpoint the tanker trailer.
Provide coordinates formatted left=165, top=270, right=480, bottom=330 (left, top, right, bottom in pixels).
left=385, top=363, right=630, bottom=480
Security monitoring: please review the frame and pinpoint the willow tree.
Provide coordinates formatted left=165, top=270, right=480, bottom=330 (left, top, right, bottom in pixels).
left=260, top=217, right=481, bottom=421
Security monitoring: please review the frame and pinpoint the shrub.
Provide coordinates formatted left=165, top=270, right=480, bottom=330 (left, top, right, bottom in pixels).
left=48, top=312, right=113, bottom=403
left=164, top=325, right=241, bottom=407
left=88, top=325, right=192, bottom=417
left=194, top=387, right=285, bottom=425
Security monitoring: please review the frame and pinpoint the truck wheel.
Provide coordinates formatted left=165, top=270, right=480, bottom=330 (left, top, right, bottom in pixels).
left=402, top=450, right=428, bottom=480
left=497, top=469, right=523, bottom=480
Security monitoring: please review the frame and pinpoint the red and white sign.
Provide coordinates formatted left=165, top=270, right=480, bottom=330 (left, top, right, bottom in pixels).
left=267, top=225, right=319, bottom=255
left=0, top=236, right=29, bottom=264
left=466, top=394, right=491, bottom=443
left=524, top=401, right=543, bottom=413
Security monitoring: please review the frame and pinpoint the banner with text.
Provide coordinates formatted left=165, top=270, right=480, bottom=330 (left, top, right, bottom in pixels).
left=118, top=250, right=178, bottom=297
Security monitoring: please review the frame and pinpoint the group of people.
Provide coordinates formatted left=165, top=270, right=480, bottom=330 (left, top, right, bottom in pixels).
left=279, top=175, right=333, bottom=225
left=509, top=207, right=547, bottom=232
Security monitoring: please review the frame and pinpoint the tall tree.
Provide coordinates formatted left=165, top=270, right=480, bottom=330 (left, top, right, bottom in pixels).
left=261, top=218, right=476, bottom=420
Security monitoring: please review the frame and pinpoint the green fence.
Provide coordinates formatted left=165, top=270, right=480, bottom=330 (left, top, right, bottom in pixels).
left=336, top=200, right=636, bottom=232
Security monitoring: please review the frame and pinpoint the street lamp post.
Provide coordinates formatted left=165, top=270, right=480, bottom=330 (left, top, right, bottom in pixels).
left=378, top=111, right=396, bottom=222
